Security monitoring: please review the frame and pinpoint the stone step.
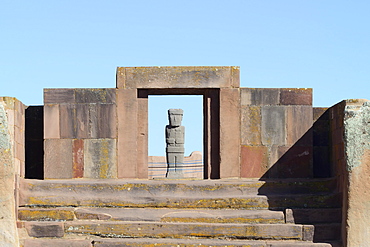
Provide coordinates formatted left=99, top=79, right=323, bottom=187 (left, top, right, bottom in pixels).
left=18, top=207, right=285, bottom=224
left=22, top=238, right=339, bottom=247
left=285, top=208, right=342, bottom=224
left=19, top=179, right=340, bottom=210
left=21, top=221, right=314, bottom=241
left=20, top=178, right=337, bottom=197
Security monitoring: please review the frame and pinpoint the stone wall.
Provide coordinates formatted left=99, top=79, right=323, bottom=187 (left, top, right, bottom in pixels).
left=0, top=97, right=25, bottom=247
left=240, top=88, right=313, bottom=178
left=43, top=89, right=117, bottom=179
left=327, top=99, right=370, bottom=247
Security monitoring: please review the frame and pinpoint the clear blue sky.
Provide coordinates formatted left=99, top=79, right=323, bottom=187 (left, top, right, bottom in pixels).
left=1, top=1, right=370, bottom=155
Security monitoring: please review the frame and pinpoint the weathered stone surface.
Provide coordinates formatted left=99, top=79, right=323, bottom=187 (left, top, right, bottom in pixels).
left=96, top=103, right=117, bottom=138
left=75, top=208, right=112, bottom=220
left=261, top=106, right=286, bottom=146
left=43, top=104, right=59, bottom=139
left=286, top=106, right=313, bottom=146
left=18, top=208, right=75, bottom=221
left=84, top=139, right=117, bottom=179
left=75, top=103, right=89, bottom=138
left=241, top=88, right=280, bottom=106
left=75, top=88, right=116, bottom=104
left=24, top=239, right=92, bottom=247
left=275, top=146, right=313, bottom=178
left=117, top=66, right=240, bottom=89
left=25, top=222, right=64, bottom=238
left=342, top=100, right=370, bottom=246
left=64, top=221, right=303, bottom=240
left=313, top=107, right=329, bottom=121
left=241, top=106, right=262, bottom=145
left=44, top=139, right=73, bottom=179
left=285, top=208, right=342, bottom=224
left=44, top=89, right=75, bottom=104
left=59, top=104, right=76, bottom=138
left=0, top=100, right=19, bottom=246
left=302, top=225, right=314, bottom=241
left=72, top=139, right=84, bottom=178
left=219, top=88, right=240, bottom=178
left=280, top=88, right=312, bottom=105
left=117, top=89, right=137, bottom=178
left=241, top=145, right=268, bottom=178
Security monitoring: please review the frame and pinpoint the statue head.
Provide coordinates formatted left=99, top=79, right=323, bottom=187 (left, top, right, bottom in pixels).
left=168, top=109, right=183, bottom=127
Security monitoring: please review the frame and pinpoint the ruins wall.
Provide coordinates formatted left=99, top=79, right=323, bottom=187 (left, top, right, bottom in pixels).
left=239, top=88, right=314, bottom=178
left=0, top=97, right=25, bottom=247
left=43, top=89, right=117, bottom=179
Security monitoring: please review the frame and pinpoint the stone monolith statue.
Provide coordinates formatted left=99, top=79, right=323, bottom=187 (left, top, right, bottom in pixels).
left=165, top=109, right=185, bottom=178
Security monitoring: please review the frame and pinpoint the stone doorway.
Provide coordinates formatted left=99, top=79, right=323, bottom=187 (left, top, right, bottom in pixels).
left=116, top=66, right=240, bottom=179
left=148, top=95, right=203, bottom=179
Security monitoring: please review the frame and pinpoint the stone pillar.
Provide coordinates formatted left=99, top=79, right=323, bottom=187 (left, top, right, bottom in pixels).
left=0, top=98, right=21, bottom=247
left=341, top=100, right=370, bottom=246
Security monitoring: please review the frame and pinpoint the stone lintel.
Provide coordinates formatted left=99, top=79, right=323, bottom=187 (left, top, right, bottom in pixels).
left=116, top=66, right=240, bottom=89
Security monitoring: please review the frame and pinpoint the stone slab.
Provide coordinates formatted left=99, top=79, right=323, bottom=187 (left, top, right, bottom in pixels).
left=75, top=103, right=89, bottom=138
left=64, top=221, right=303, bottom=240
left=219, top=88, right=240, bottom=178
left=280, top=88, right=312, bottom=105
left=24, top=239, right=92, bottom=247
left=73, top=139, right=84, bottom=178
left=241, top=88, right=280, bottom=106
left=44, top=89, right=75, bottom=104
left=117, top=66, right=240, bottom=89
left=75, top=88, right=116, bottom=104
left=285, top=208, right=342, bottom=224
left=241, top=106, right=262, bottom=145
left=286, top=106, right=313, bottom=146
left=84, top=139, right=117, bottom=179
left=44, top=139, right=73, bottom=179
left=241, top=145, right=268, bottom=178
left=59, top=104, right=76, bottom=138
left=261, top=106, right=286, bottom=146
left=275, top=146, right=313, bottom=178
left=18, top=208, right=75, bottom=221
left=43, top=104, right=59, bottom=139
left=25, top=222, right=64, bottom=238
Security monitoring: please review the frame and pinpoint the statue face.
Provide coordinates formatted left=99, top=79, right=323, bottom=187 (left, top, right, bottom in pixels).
left=169, top=114, right=182, bottom=127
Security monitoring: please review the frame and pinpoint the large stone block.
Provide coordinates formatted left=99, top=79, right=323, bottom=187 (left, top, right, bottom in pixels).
left=280, top=88, right=312, bottom=105
left=219, top=88, right=240, bottom=178
left=84, top=139, right=117, bottom=179
left=286, top=106, right=313, bottom=146
left=24, top=239, right=92, bottom=247
left=75, top=88, right=116, bottom=104
left=25, top=222, right=64, bottom=238
left=241, top=145, right=268, bottom=178
left=59, top=104, right=76, bottom=138
left=261, top=106, right=286, bottom=146
left=73, top=139, right=84, bottom=178
left=117, top=89, right=138, bottom=178
left=44, top=89, right=75, bottom=104
left=75, top=103, right=89, bottom=138
left=241, top=106, right=261, bottom=145
left=240, top=88, right=280, bottom=106
left=117, top=66, right=240, bottom=89
left=44, top=104, right=60, bottom=139
left=44, top=139, right=73, bottom=179
left=275, top=146, right=313, bottom=178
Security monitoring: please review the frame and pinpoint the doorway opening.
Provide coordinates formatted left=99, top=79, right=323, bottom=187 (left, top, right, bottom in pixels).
left=148, top=95, right=203, bottom=179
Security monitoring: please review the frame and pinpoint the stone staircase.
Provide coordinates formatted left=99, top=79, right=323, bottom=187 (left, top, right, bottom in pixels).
left=17, top=178, right=341, bottom=247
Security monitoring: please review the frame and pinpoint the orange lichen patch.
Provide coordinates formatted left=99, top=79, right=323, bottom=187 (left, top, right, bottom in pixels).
left=18, top=208, right=74, bottom=221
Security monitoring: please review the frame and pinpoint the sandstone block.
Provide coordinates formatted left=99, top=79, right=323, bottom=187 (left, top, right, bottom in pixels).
left=25, top=222, right=64, bottom=238
left=241, top=88, right=280, bottom=106
left=59, top=104, right=77, bottom=138
left=75, top=88, right=116, bottom=104
left=280, top=88, right=312, bottom=105
left=117, top=66, right=240, bottom=89
left=276, top=146, right=313, bottom=178
left=44, top=104, right=59, bottom=139
left=73, top=139, right=84, bottom=178
left=75, top=103, right=89, bottom=138
left=24, top=239, right=92, bottom=247
left=44, top=88, right=75, bottom=104
left=44, top=139, right=73, bottom=179
left=84, top=139, right=117, bottom=179
left=241, top=106, right=261, bottom=145
left=261, top=106, right=286, bottom=146
left=286, top=106, right=313, bottom=146
left=241, top=145, right=268, bottom=178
